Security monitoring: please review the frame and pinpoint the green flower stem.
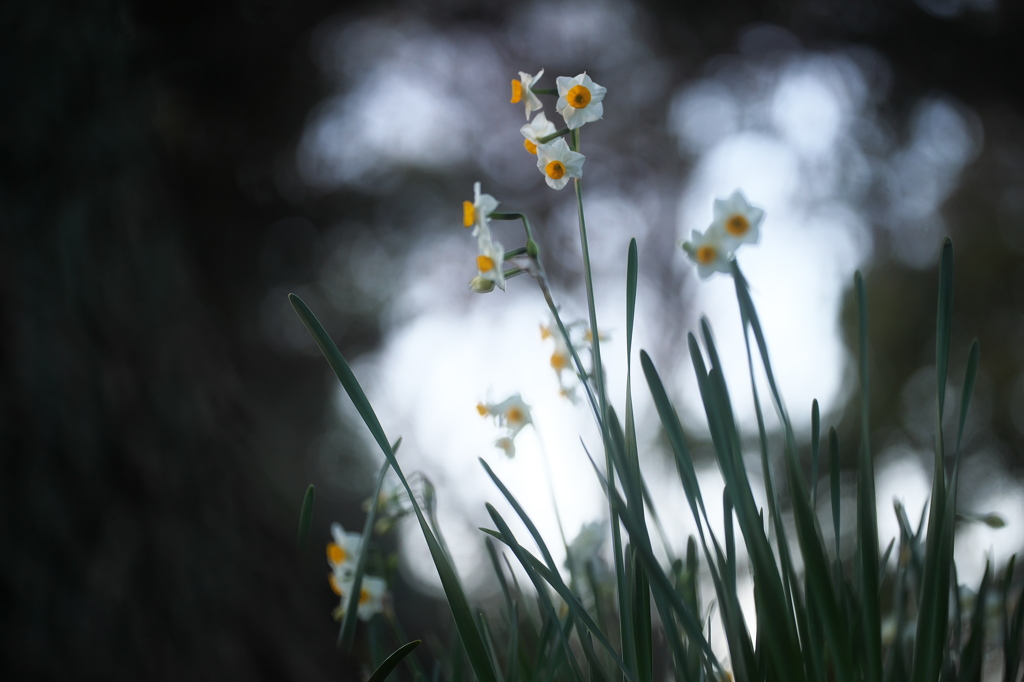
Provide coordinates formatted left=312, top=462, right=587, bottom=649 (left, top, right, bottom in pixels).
left=538, top=279, right=602, bottom=424
left=572, top=128, right=607, bottom=418
left=531, top=87, right=557, bottom=95
left=538, top=128, right=571, bottom=144
left=502, top=246, right=528, bottom=260
left=502, top=267, right=526, bottom=279
left=489, top=212, right=537, bottom=248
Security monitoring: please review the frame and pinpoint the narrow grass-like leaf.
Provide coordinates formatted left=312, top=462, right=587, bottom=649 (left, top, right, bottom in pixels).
left=480, top=463, right=632, bottom=681
left=956, top=339, right=980, bottom=454
left=626, top=238, right=638, bottom=358
left=476, top=611, right=505, bottom=682
left=582, top=450, right=722, bottom=673
left=623, top=237, right=652, bottom=682
left=854, top=270, right=882, bottom=682
left=830, top=427, right=842, bottom=571
left=367, top=640, right=422, bottom=682
left=936, top=238, right=954, bottom=418
left=338, top=460, right=390, bottom=650
left=297, top=484, right=315, bottom=552
left=811, top=400, right=821, bottom=508
left=959, top=560, right=991, bottom=682
left=733, top=266, right=849, bottom=682
left=289, top=294, right=498, bottom=682
left=911, top=241, right=955, bottom=682
left=482, top=509, right=618, bottom=682
left=1003, top=554, right=1022, bottom=682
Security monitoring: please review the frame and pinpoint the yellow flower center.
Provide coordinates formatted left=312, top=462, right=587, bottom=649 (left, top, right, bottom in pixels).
left=545, top=160, right=565, bottom=179
left=327, top=542, right=347, bottom=565
left=328, top=573, right=343, bottom=596
left=506, top=407, right=524, bottom=424
left=725, top=214, right=749, bottom=236
left=463, top=201, right=475, bottom=228
left=476, top=403, right=488, bottom=416
left=539, top=324, right=552, bottom=339
left=551, top=351, right=569, bottom=371
left=477, top=255, right=495, bottom=272
left=510, top=79, right=523, bottom=104
left=523, top=138, right=538, bottom=155
left=696, top=245, right=717, bottom=265
left=359, top=587, right=371, bottom=606
left=567, top=85, right=591, bottom=109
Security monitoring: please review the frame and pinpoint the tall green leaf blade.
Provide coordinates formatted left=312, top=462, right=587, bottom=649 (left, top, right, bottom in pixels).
left=623, top=238, right=652, bottom=682
left=338, top=460, right=390, bottom=650
left=479, top=464, right=633, bottom=681
left=297, top=484, right=315, bottom=552
left=956, top=339, right=980, bottom=454
left=958, top=561, right=991, bottom=682
left=733, top=264, right=852, bottom=682
left=911, top=240, right=955, bottom=682
left=1003, top=555, right=1022, bottom=682
left=854, top=270, right=882, bottom=682
left=367, top=640, right=422, bottom=682
left=289, top=294, right=498, bottom=682
left=811, top=400, right=821, bottom=508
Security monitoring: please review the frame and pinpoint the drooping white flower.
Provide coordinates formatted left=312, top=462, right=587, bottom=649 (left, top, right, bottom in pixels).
left=520, top=111, right=558, bottom=156
left=712, top=190, right=764, bottom=247
left=680, top=227, right=734, bottom=279
left=536, top=137, right=584, bottom=190
left=462, top=182, right=500, bottom=239
left=475, top=234, right=506, bottom=291
left=511, top=68, right=545, bottom=119
left=555, top=73, right=606, bottom=130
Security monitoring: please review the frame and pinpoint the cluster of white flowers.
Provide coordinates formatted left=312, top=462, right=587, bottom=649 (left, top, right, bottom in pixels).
left=476, top=393, right=533, bottom=457
left=326, top=522, right=386, bottom=622
left=680, top=190, right=765, bottom=278
left=512, top=69, right=605, bottom=190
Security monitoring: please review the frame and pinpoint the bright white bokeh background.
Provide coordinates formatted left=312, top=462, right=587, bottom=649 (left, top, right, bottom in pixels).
left=281, top=0, right=1021, bottom=615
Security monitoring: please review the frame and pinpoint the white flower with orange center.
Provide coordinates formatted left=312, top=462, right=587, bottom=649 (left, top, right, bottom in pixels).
left=331, top=575, right=388, bottom=622
left=681, top=228, right=734, bottom=279
left=462, top=182, right=500, bottom=240
left=510, top=68, right=544, bottom=119
left=555, top=73, right=606, bottom=130
left=326, top=522, right=363, bottom=581
left=477, top=393, right=533, bottom=437
left=536, top=137, right=584, bottom=190
left=713, top=190, right=764, bottom=247
left=520, top=111, right=558, bottom=156
left=474, top=234, right=506, bottom=291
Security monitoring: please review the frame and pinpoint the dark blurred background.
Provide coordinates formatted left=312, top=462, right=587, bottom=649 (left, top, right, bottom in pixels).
left=2, top=0, right=1023, bottom=679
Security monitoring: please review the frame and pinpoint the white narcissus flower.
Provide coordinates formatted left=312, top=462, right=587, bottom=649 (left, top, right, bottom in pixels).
left=462, top=182, right=500, bottom=240
left=475, top=234, right=506, bottom=291
left=713, top=190, right=764, bottom=247
left=326, top=522, right=363, bottom=579
left=477, top=393, right=533, bottom=437
left=331, top=575, right=388, bottom=622
left=536, top=138, right=584, bottom=190
left=555, top=73, right=606, bottom=130
left=511, top=68, right=545, bottom=119
left=681, top=228, right=734, bottom=279
left=520, top=111, right=558, bottom=156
